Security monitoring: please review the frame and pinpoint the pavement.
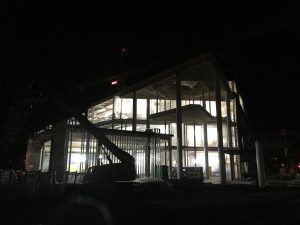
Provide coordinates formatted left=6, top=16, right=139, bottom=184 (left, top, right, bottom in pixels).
left=205, top=175, right=300, bottom=187
left=1, top=178, right=300, bottom=225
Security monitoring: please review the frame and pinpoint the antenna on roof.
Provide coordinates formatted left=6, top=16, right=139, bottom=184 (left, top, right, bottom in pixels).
left=120, top=47, right=128, bottom=73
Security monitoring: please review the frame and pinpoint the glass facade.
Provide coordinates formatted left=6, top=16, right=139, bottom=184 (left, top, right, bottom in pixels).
left=27, top=56, right=245, bottom=181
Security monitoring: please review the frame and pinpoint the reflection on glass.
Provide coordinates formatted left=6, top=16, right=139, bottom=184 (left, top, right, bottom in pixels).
left=207, top=124, right=218, bottom=147
left=208, top=152, right=220, bottom=176
left=137, top=99, right=147, bottom=119
left=121, top=98, right=133, bottom=119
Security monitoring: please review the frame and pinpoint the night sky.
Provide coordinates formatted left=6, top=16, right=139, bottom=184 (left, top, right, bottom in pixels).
left=2, top=6, right=300, bottom=139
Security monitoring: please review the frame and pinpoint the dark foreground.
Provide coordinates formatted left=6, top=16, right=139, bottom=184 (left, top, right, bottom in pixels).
left=1, top=181, right=300, bottom=225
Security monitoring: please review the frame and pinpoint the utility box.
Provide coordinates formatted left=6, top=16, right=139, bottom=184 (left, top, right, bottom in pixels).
left=161, top=165, right=169, bottom=179
left=182, top=167, right=204, bottom=181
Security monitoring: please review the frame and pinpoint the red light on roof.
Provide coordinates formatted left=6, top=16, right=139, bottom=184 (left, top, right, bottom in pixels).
left=111, top=80, right=118, bottom=86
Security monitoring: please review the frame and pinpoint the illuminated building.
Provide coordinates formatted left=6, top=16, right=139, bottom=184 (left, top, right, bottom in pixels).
left=25, top=52, right=247, bottom=183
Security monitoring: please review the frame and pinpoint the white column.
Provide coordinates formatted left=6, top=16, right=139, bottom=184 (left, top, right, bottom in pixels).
left=49, top=119, right=68, bottom=182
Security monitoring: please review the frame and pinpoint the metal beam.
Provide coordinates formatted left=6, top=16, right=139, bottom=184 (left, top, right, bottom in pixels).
left=176, top=74, right=183, bottom=179
left=216, top=77, right=226, bottom=184
left=226, top=93, right=235, bottom=180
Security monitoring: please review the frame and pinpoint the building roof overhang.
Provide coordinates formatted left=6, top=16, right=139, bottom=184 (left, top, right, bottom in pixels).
left=149, top=104, right=215, bottom=124
left=91, top=51, right=235, bottom=107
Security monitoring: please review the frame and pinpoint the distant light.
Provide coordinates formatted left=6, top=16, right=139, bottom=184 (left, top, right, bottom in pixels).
left=281, top=163, right=285, bottom=167
left=111, top=80, right=118, bottom=86
left=297, top=164, right=300, bottom=169
left=121, top=48, right=128, bottom=53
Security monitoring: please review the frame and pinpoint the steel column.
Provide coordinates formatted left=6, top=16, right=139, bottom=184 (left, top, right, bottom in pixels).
left=216, top=77, right=226, bottom=184
left=203, top=122, right=209, bottom=179
left=176, top=74, right=183, bottom=179
left=226, top=93, right=235, bottom=180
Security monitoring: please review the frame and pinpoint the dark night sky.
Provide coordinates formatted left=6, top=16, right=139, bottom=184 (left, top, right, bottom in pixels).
left=218, top=17, right=300, bottom=133
left=2, top=5, right=300, bottom=136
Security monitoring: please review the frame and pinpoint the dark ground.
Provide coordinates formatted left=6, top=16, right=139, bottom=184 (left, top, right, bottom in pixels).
left=1, top=181, right=300, bottom=225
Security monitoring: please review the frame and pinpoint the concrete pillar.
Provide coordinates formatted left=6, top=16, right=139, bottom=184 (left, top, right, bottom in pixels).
left=49, top=119, right=67, bottom=182
left=132, top=91, right=137, bottom=131
left=25, top=138, right=41, bottom=171
left=255, top=140, right=266, bottom=188
left=176, top=74, right=183, bottom=179
left=203, top=122, right=209, bottom=179
left=216, top=77, right=226, bottom=184
left=226, top=93, right=235, bottom=180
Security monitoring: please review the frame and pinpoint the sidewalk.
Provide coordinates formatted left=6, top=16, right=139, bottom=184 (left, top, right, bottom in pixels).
left=204, top=176, right=300, bottom=187
left=203, top=177, right=254, bottom=185
left=266, top=176, right=300, bottom=187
